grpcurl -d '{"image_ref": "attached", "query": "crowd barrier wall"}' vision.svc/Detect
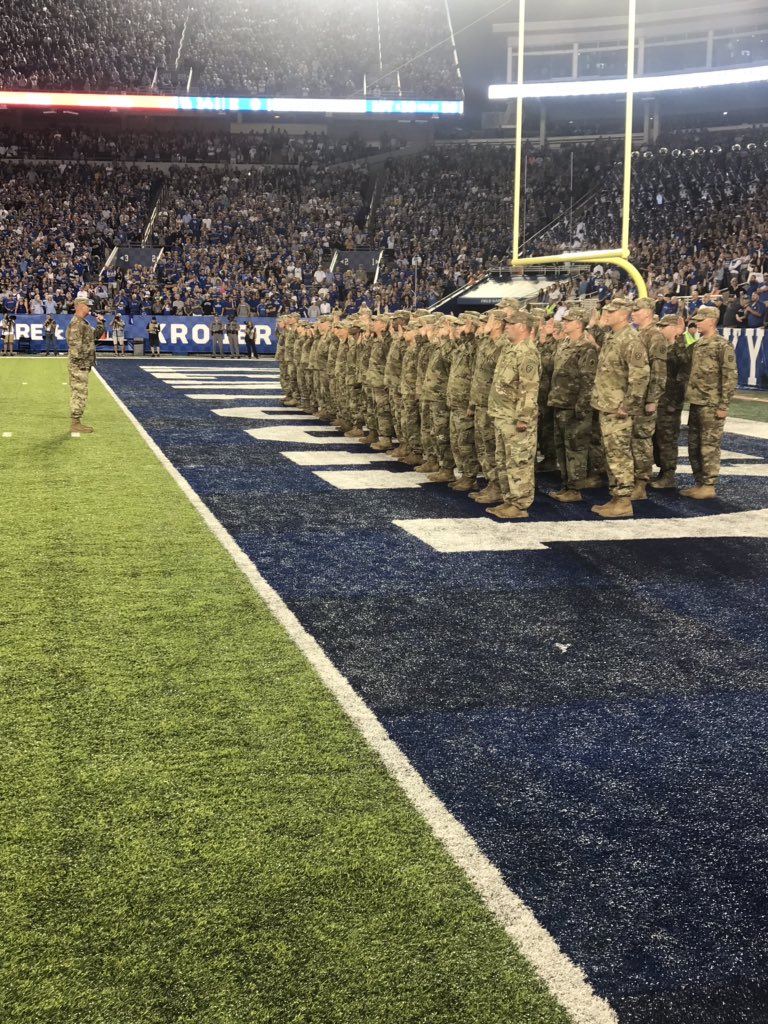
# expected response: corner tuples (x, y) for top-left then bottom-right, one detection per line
(5, 317), (768, 389)
(6, 315), (278, 356)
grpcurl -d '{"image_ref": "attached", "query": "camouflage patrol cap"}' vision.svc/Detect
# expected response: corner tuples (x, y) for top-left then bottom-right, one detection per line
(562, 306), (590, 322)
(603, 296), (634, 313)
(692, 305), (720, 322)
(633, 297), (656, 311)
(503, 309), (535, 329)
(74, 291), (93, 306)
(659, 313), (684, 326)
(487, 307), (507, 320)
(497, 297), (521, 310)
(392, 309), (411, 321)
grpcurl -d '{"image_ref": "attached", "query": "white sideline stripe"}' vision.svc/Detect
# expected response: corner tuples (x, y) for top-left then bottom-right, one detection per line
(2, 431), (13, 438)
(314, 469), (431, 489)
(186, 392), (282, 400)
(93, 368), (617, 1024)
(284, 451), (395, 465)
(394, 510), (768, 553)
(140, 365), (276, 373)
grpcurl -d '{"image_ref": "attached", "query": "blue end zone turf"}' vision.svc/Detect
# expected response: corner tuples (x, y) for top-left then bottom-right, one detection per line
(99, 360), (768, 1023)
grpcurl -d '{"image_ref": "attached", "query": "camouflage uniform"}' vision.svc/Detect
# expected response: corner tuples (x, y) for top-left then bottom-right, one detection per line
(591, 327), (650, 498)
(421, 338), (455, 471)
(384, 334), (406, 444)
(536, 332), (558, 466)
(417, 336), (435, 461)
(488, 338), (541, 510)
(686, 332), (738, 486)
(67, 314), (98, 419)
(548, 335), (600, 490)
(469, 334), (503, 485)
(297, 332), (315, 409)
(654, 334), (691, 474)
(400, 336), (424, 457)
(446, 331), (479, 479)
(365, 330), (393, 438)
(631, 324), (668, 484)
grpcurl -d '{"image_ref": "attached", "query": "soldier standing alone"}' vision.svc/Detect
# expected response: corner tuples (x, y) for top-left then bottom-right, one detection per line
(681, 305), (738, 499)
(67, 292), (102, 434)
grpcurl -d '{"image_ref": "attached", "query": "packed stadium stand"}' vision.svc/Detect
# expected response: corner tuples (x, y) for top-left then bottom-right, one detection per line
(0, 0), (462, 98)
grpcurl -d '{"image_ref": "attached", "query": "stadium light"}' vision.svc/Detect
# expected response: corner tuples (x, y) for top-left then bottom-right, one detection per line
(488, 63), (768, 100)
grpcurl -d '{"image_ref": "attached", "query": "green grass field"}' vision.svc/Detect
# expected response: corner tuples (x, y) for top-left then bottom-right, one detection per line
(0, 359), (570, 1024)
(733, 391), (768, 422)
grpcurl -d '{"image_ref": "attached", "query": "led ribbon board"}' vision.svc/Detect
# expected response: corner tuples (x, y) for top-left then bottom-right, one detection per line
(0, 91), (463, 115)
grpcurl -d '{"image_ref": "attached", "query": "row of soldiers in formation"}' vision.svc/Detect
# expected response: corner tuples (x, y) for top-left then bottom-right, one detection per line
(275, 296), (738, 519)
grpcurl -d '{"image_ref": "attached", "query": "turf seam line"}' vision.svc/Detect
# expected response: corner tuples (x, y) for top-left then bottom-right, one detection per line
(94, 368), (618, 1024)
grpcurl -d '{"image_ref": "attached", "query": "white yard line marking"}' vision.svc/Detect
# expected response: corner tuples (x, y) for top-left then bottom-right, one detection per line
(314, 470), (432, 489)
(213, 407), (312, 420)
(245, 425), (364, 445)
(186, 392), (282, 400)
(171, 383), (282, 391)
(95, 368), (618, 1024)
(2, 431), (12, 438)
(284, 451), (395, 465)
(394, 510), (768, 553)
(676, 464), (768, 477)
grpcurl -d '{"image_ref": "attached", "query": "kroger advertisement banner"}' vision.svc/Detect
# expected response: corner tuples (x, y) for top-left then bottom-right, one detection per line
(7, 315), (277, 356)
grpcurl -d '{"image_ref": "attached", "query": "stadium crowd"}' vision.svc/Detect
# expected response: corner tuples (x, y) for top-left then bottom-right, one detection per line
(0, 0), (461, 100)
(2, 131), (768, 324)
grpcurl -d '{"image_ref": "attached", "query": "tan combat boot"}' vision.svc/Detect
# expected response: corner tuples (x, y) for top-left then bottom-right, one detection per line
(581, 476), (605, 489)
(388, 445), (405, 458)
(70, 419), (94, 434)
(680, 484), (717, 500)
(473, 483), (503, 504)
(415, 459), (440, 473)
(401, 453), (422, 465)
(345, 426), (364, 437)
(591, 497), (633, 518)
(450, 477), (478, 492)
(363, 431), (378, 445)
(427, 468), (456, 483)
(650, 471), (677, 490)
(488, 503), (528, 519)
(550, 488), (582, 503)
(630, 482), (648, 501)
(371, 436), (393, 451)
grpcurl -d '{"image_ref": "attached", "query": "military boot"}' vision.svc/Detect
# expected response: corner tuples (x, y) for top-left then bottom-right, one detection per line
(630, 482), (648, 501)
(415, 459), (440, 473)
(427, 468), (456, 483)
(70, 419), (94, 434)
(581, 476), (604, 489)
(650, 471), (677, 490)
(550, 488), (582, 503)
(401, 453), (422, 466)
(680, 484), (717, 500)
(389, 446), (405, 458)
(591, 497), (633, 518)
(363, 431), (378, 445)
(473, 483), (503, 504)
(451, 477), (478, 492)
(345, 426), (364, 437)
(488, 504), (528, 519)
(371, 436), (393, 451)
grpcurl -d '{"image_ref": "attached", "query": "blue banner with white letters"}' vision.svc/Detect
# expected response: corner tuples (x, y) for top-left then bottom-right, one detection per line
(6, 315), (277, 356)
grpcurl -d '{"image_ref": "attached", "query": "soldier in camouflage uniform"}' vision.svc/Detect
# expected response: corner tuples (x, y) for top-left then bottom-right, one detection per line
(281, 317), (301, 406)
(343, 323), (367, 438)
(469, 308), (507, 505)
(416, 317), (440, 473)
(364, 314), (394, 449)
(547, 307), (601, 502)
(681, 305), (738, 499)
(421, 315), (459, 483)
(398, 319), (426, 465)
(67, 292), (102, 433)
(650, 313), (691, 490)
(446, 312), (481, 491)
(486, 309), (542, 519)
(590, 297), (650, 518)
(385, 312), (408, 457)
(297, 325), (316, 412)
(536, 316), (559, 472)
(629, 298), (668, 500)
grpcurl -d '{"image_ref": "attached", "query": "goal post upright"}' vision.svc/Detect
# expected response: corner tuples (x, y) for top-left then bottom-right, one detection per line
(509, 0), (647, 298)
